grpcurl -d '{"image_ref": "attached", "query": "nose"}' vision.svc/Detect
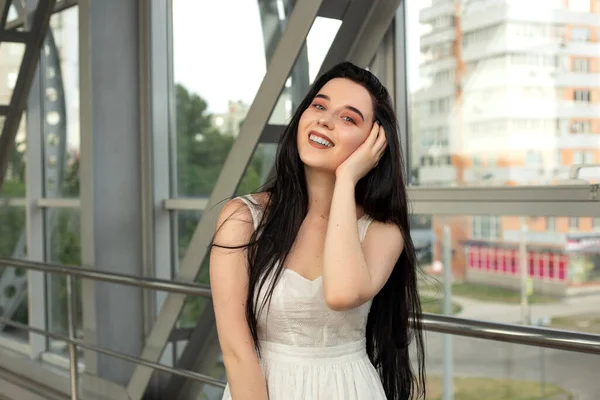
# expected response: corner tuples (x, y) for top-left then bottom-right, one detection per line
(317, 115), (334, 130)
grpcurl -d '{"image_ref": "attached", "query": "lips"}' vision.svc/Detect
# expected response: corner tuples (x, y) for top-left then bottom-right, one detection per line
(308, 130), (334, 147)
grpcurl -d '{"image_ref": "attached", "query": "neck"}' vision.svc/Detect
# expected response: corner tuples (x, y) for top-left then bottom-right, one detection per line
(304, 167), (359, 220)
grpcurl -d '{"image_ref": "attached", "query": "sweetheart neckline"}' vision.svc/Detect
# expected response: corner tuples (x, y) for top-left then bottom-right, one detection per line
(284, 268), (323, 283)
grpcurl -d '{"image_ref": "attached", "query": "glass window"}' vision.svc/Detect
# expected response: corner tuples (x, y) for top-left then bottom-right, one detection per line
(420, 214), (600, 324)
(570, 27), (591, 42)
(407, 2), (599, 187)
(0, 206), (28, 340)
(573, 58), (590, 73)
(569, 217), (579, 230)
(574, 90), (591, 103)
(569, 0), (591, 12)
(424, 334), (600, 398)
(46, 208), (82, 355)
(44, 8), (81, 198)
(172, 1), (339, 197)
(547, 216), (556, 232)
(570, 119), (592, 133)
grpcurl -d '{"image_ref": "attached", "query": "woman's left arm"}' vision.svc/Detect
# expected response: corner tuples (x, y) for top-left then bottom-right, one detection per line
(322, 174), (404, 311)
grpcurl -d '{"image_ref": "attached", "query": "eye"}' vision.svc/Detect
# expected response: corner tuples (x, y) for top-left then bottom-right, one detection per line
(313, 103), (325, 111)
(342, 116), (356, 124)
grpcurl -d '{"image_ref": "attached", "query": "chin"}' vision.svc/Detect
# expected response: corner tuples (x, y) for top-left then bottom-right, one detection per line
(299, 152), (338, 174)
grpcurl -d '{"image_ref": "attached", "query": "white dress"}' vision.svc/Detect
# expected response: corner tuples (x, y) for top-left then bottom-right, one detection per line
(220, 195), (387, 400)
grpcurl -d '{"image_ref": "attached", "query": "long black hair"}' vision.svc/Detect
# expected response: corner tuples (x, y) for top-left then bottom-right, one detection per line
(216, 62), (425, 399)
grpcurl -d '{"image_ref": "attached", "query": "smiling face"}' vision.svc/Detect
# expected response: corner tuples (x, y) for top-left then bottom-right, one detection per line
(297, 78), (375, 173)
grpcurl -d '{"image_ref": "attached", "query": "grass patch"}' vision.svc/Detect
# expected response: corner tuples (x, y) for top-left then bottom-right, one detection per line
(450, 283), (558, 305)
(551, 312), (600, 334)
(421, 295), (462, 315)
(427, 375), (570, 400)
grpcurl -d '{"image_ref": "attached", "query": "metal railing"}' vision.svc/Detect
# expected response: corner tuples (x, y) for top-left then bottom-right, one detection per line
(1, 257), (600, 399)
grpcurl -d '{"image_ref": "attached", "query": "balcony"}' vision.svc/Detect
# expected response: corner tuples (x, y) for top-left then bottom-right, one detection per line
(555, 133), (600, 149)
(420, 27), (456, 50)
(419, 1), (455, 24)
(555, 72), (600, 88)
(462, 3), (600, 32)
(558, 101), (600, 119)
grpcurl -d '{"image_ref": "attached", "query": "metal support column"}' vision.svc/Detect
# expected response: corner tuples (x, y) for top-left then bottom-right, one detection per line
(79, 0), (146, 386)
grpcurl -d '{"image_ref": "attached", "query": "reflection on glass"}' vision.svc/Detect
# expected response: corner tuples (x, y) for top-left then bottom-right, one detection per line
(44, 7), (81, 198)
(46, 208), (82, 355)
(406, 0), (600, 187)
(423, 332), (599, 399)
(0, 206), (28, 340)
(417, 214), (600, 335)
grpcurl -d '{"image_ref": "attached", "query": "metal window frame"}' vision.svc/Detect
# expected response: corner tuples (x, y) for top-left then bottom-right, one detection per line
(126, 2), (326, 397)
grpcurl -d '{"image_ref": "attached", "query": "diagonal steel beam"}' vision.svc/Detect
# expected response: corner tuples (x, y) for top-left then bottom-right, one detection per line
(259, 0), (401, 146)
(0, 0), (56, 192)
(346, 0), (401, 67)
(0, 0), (10, 31)
(126, 1), (324, 398)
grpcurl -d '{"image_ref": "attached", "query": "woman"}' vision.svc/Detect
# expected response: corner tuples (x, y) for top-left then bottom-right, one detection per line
(210, 62), (425, 400)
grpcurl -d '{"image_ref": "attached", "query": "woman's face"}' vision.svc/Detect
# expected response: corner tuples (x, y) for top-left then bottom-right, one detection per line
(297, 78), (375, 173)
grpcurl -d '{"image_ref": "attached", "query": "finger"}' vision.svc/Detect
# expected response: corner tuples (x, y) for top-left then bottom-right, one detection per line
(374, 125), (387, 152)
(366, 121), (380, 146)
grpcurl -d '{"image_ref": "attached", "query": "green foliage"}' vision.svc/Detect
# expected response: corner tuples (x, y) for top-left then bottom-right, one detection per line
(0, 83), (265, 329)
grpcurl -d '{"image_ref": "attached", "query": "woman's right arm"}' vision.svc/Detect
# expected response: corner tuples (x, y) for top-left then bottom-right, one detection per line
(210, 200), (268, 400)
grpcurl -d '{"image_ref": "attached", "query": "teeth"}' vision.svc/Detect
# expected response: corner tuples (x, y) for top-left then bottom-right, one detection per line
(309, 134), (333, 148)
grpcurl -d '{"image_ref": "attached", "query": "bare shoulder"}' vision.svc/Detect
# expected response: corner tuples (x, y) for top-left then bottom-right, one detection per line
(214, 198), (255, 247)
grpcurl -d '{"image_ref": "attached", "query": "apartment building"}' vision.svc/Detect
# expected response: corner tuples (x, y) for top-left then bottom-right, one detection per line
(416, 0), (600, 294)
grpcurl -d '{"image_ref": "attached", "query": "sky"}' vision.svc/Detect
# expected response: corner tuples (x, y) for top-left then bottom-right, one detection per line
(172, 0), (425, 114)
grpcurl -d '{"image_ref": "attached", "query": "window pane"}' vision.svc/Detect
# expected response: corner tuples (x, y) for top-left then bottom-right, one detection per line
(46, 208), (82, 355)
(0, 117), (26, 198)
(44, 7), (80, 198)
(406, 2), (600, 187)
(0, 205), (28, 341)
(423, 333), (599, 398)
(173, 0), (295, 197)
(417, 214), (600, 332)
(0, 42), (25, 99)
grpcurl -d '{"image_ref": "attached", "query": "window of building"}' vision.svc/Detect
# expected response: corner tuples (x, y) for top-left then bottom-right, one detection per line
(547, 216), (556, 232)
(573, 58), (590, 73)
(593, 217), (600, 229)
(569, 217), (579, 230)
(571, 27), (591, 42)
(573, 90), (591, 103)
(570, 120), (592, 133)
(569, 0), (591, 12)
(584, 151), (594, 163)
(574, 151), (584, 164)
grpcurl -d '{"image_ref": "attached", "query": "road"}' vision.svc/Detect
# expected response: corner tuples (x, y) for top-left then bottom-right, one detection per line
(422, 294), (600, 399)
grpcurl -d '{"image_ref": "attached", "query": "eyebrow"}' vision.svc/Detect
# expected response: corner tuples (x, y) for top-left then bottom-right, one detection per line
(314, 93), (365, 122)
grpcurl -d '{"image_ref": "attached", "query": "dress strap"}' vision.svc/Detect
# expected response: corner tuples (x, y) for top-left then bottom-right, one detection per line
(358, 215), (374, 242)
(238, 194), (262, 230)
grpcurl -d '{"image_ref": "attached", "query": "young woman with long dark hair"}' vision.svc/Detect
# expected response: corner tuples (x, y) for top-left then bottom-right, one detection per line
(210, 62), (425, 400)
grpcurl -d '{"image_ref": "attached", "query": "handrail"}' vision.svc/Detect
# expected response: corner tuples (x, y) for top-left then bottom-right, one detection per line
(1, 257), (600, 398)
(0, 315), (227, 389)
(422, 314), (600, 355)
(0, 257), (211, 297)
(2, 257), (600, 355)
